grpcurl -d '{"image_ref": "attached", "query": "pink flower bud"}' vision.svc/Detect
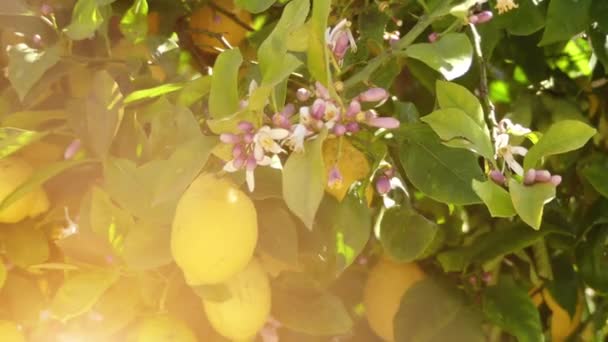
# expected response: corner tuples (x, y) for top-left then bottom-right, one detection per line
(296, 88), (311, 102)
(468, 14), (480, 24)
(63, 139), (81, 160)
(383, 168), (396, 178)
(312, 99), (326, 120)
(246, 156), (258, 171)
(328, 165), (343, 189)
(358, 88), (389, 103)
(333, 32), (350, 60)
(534, 170), (552, 183)
(282, 103), (295, 117)
(345, 122), (360, 133)
(233, 155), (246, 169)
(482, 272), (493, 284)
(238, 121), (254, 132)
(315, 81), (330, 100)
(366, 116), (400, 129)
(523, 169), (536, 185)
(333, 124), (347, 136)
(376, 175), (391, 195)
(220, 133), (241, 144)
(345, 100), (361, 118)
(243, 133), (254, 144)
(232, 144), (245, 158)
(550, 175), (562, 186)
(474, 11), (493, 24)
(489, 170), (506, 185)
(428, 32), (439, 43)
(41, 3), (53, 15)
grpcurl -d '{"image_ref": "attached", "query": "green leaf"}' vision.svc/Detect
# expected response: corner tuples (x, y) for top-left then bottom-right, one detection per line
(209, 49), (243, 119)
(435, 80), (486, 132)
(7, 44), (60, 101)
(405, 33), (473, 80)
(119, 0), (148, 43)
(283, 130), (328, 229)
(50, 269), (119, 322)
(523, 120), (596, 170)
(582, 158), (608, 198)
(3, 224), (49, 268)
(539, 0), (592, 46)
(483, 277), (543, 342)
(89, 186), (133, 248)
(176, 76), (211, 107)
(307, 0), (331, 86)
(273, 290), (353, 336)
(394, 278), (485, 342)
(64, 0), (113, 40)
(0, 159), (94, 212)
(576, 225), (608, 292)
(121, 221), (172, 270)
(331, 190), (372, 272)
(492, 0), (546, 36)
(421, 108), (494, 162)
(472, 180), (516, 218)
(509, 180), (556, 230)
(124, 83), (183, 104)
(0, 127), (46, 159)
(589, 29), (608, 73)
(398, 123), (484, 205)
(256, 200), (299, 267)
(1, 110), (67, 130)
(591, 0), (608, 32)
(235, 0), (276, 13)
(380, 207), (440, 262)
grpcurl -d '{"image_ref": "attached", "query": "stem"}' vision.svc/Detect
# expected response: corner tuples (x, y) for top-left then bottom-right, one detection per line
(207, 1), (255, 32)
(468, 23), (498, 130)
(343, 0), (451, 89)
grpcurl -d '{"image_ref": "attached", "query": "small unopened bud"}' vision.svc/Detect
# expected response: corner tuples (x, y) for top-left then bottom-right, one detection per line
(523, 169), (536, 185)
(315, 81), (330, 100)
(333, 124), (347, 136)
(345, 122), (360, 133)
(473, 11), (493, 24)
(345, 100), (361, 118)
(243, 133), (254, 144)
(238, 121), (254, 132)
(428, 32), (439, 43)
(328, 165), (343, 189)
(220, 133), (241, 144)
(333, 32), (350, 60)
(63, 139), (81, 160)
(282, 103), (295, 117)
(311, 99), (326, 120)
(334, 81), (344, 93)
(296, 88), (311, 102)
(376, 175), (391, 195)
(358, 88), (389, 103)
(232, 144), (245, 158)
(233, 155), (246, 169)
(246, 156), (258, 171)
(534, 170), (552, 183)
(550, 175), (562, 186)
(489, 170), (506, 185)
(40, 3), (53, 16)
(366, 116), (400, 129)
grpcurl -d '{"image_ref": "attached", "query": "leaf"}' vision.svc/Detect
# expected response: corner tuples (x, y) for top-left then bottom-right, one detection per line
(235, 0), (276, 13)
(1, 110), (67, 130)
(256, 200), (299, 267)
(0, 159), (94, 212)
(539, 0), (591, 46)
(523, 120), (596, 170)
(492, 0), (546, 36)
(509, 180), (556, 230)
(273, 290), (353, 336)
(582, 159), (608, 198)
(435, 80), (485, 132)
(483, 277), (543, 342)
(398, 123), (484, 205)
(0, 127), (46, 159)
(64, 0), (112, 40)
(0, 262), (5, 290)
(176, 76), (211, 107)
(1, 273), (46, 322)
(394, 278), (485, 342)
(590, 29), (608, 73)
(3, 224), (49, 268)
(405, 33), (473, 80)
(89, 186), (133, 249)
(591, 0), (608, 32)
(380, 207), (440, 262)
(121, 221), (172, 270)
(472, 180), (516, 218)
(283, 130), (328, 229)
(50, 269), (119, 322)
(209, 49), (243, 119)
(421, 108), (494, 161)
(119, 0), (148, 43)
(576, 225), (608, 292)
(123, 83), (183, 104)
(307, 0), (331, 86)
(7, 44), (60, 101)
(0, 0), (32, 15)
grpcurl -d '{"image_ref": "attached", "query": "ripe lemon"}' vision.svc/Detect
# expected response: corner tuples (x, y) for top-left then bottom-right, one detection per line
(203, 259), (271, 341)
(171, 173), (258, 285)
(189, 1), (251, 52)
(322, 137), (373, 205)
(126, 315), (197, 342)
(363, 258), (425, 341)
(0, 156), (50, 223)
(543, 290), (583, 342)
(0, 320), (25, 342)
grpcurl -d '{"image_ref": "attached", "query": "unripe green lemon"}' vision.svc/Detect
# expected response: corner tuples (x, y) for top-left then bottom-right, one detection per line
(0, 320), (25, 342)
(0, 156), (50, 223)
(203, 259), (271, 341)
(171, 173), (258, 285)
(127, 315), (197, 342)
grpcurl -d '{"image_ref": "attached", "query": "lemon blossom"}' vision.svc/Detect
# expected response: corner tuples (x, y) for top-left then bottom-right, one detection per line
(326, 19), (357, 62)
(495, 0), (518, 14)
(495, 132), (527, 176)
(253, 126), (289, 160)
(284, 123), (310, 153)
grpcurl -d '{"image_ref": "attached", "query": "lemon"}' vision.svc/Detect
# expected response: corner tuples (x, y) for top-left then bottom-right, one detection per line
(203, 259), (271, 341)
(0, 321), (25, 342)
(543, 290), (583, 342)
(171, 173), (258, 285)
(0, 156), (50, 223)
(322, 137), (373, 205)
(363, 258), (425, 341)
(189, 1), (251, 52)
(127, 315), (197, 342)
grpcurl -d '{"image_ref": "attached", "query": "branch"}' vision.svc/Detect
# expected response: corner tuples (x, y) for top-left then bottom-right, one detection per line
(468, 23), (498, 129)
(207, 1), (255, 32)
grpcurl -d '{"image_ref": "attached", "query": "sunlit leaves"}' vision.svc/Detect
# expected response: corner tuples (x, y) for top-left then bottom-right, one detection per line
(119, 0), (148, 43)
(123, 83), (184, 104)
(0, 127), (45, 159)
(236, 0), (277, 14)
(472, 180), (516, 218)
(64, 0), (114, 40)
(2, 223), (49, 268)
(380, 208), (440, 262)
(7, 44), (60, 101)
(405, 33), (473, 80)
(509, 180), (555, 230)
(435, 81), (486, 132)
(492, 0), (546, 36)
(307, 0), (331, 86)
(209, 49), (243, 119)
(539, 0), (591, 46)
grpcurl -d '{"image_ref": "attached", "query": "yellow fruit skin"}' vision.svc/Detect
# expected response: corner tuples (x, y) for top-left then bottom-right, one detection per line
(127, 315), (197, 342)
(0, 321), (26, 342)
(203, 259), (271, 341)
(0, 157), (50, 223)
(363, 258), (425, 341)
(171, 173), (258, 285)
(189, 1), (251, 52)
(322, 138), (373, 205)
(544, 290), (583, 342)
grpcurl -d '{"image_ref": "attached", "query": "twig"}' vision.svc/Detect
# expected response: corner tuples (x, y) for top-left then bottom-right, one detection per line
(206, 1), (255, 32)
(468, 23), (499, 129)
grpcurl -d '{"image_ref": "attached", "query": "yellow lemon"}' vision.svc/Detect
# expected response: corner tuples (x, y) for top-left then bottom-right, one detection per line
(127, 315), (197, 342)
(543, 289), (584, 342)
(189, 1), (251, 52)
(0, 321), (25, 342)
(322, 137), (373, 205)
(0, 156), (50, 223)
(363, 258), (425, 341)
(203, 259), (271, 341)
(171, 173), (258, 285)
